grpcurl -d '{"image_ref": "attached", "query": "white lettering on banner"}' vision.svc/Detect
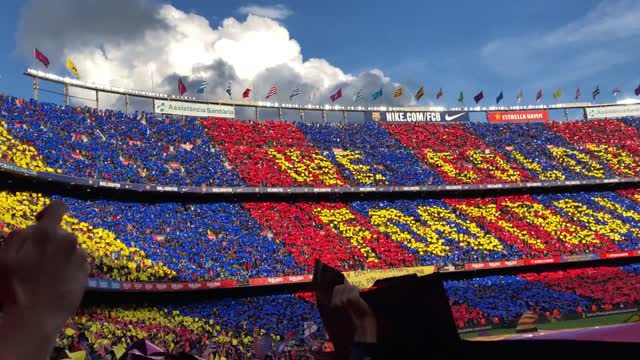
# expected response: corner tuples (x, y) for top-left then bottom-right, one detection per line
(156, 284), (167, 290)
(385, 112), (442, 122)
(267, 277), (284, 284)
(156, 186), (178, 191)
(99, 181), (121, 188)
(154, 100), (235, 118)
(171, 284), (183, 290)
(586, 104), (640, 120)
(206, 282), (221, 288)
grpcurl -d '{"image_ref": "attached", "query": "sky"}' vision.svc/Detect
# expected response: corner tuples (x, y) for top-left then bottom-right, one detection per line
(0, 0), (639, 112)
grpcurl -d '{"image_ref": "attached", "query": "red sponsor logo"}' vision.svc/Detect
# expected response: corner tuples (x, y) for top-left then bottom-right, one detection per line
(487, 261), (504, 268)
(206, 281), (222, 288)
(286, 276), (306, 282)
(144, 283), (153, 290)
(133, 283), (143, 289)
(465, 263), (487, 270)
(171, 283), (184, 290)
(267, 277), (284, 284)
(601, 252), (630, 259)
(122, 282), (132, 290)
(488, 110), (549, 123)
(156, 283), (168, 290)
(526, 258), (557, 265)
(188, 283), (202, 289)
(504, 260), (523, 267)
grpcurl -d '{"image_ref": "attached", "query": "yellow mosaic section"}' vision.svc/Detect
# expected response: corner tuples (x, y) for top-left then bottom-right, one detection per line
(0, 191), (175, 281)
(455, 203), (546, 249)
(548, 146), (606, 178)
(510, 150), (565, 181)
(58, 307), (259, 355)
(415, 206), (503, 252)
(268, 148), (344, 185)
(368, 208), (448, 256)
(505, 201), (601, 245)
(467, 150), (522, 181)
(0, 119), (60, 173)
(334, 150), (387, 185)
(313, 207), (379, 262)
(586, 144), (638, 177)
(553, 198), (639, 241)
(425, 150), (478, 182)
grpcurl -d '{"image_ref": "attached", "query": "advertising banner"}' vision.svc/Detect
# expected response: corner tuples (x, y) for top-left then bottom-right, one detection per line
(487, 110), (549, 123)
(586, 104), (640, 120)
(153, 99), (235, 118)
(365, 110), (470, 123)
(343, 265), (436, 289)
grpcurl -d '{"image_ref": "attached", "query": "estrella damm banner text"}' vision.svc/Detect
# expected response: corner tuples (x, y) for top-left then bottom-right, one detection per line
(366, 111), (470, 123)
(487, 110), (549, 123)
(343, 265), (436, 289)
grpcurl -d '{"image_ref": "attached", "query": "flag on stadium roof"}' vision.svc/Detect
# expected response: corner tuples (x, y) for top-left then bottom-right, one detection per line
(265, 85), (278, 99)
(393, 87), (403, 98)
(496, 91), (503, 104)
(458, 91), (464, 105)
(575, 88), (581, 100)
(309, 87), (320, 101)
(242, 88), (251, 98)
(415, 87), (424, 101)
(635, 85), (640, 96)
(473, 91), (484, 104)
(536, 90), (543, 103)
(197, 81), (207, 94)
(66, 57), (79, 78)
(436, 88), (443, 99)
(353, 89), (362, 102)
(553, 88), (561, 100)
(592, 85), (600, 100)
(330, 88), (342, 102)
(612, 87), (621, 96)
(289, 87), (300, 101)
(371, 88), (383, 101)
(34, 48), (49, 68)
(225, 82), (231, 97)
(178, 78), (187, 96)
(516, 89), (523, 104)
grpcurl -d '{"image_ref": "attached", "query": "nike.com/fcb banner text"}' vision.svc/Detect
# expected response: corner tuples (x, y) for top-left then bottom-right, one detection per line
(487, 110), (549, 123)
(365, 111), (470, 122)
(154, 100), (235, 118)
(586, 104), (640, 120)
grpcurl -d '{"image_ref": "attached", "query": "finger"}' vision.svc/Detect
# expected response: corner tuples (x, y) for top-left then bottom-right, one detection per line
(2, 229), (26, 257)
(36, 200), (66, 229)
(58, 229), (79, 256)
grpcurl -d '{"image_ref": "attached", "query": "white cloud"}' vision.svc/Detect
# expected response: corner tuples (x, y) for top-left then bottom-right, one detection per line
(237, 4), (292, 20)
(18, 0), (410, 110)
(481, 0), (640, 85)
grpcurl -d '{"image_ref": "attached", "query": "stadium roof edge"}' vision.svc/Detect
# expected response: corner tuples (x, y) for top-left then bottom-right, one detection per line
(25, 68), (607, 113)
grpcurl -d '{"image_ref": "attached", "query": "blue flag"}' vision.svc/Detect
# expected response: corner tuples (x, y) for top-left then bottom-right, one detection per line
(496, 91), (504, 104)
(197, 81), (207, 94)
(371, 88), (383, 101)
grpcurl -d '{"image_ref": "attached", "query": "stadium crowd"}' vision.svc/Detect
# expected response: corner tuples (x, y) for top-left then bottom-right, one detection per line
(46, 265), (640, 358)
(2, 96), (640, 189)
(1, 188), (640, 281)
(1, 97), (640, 358)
